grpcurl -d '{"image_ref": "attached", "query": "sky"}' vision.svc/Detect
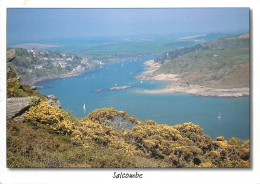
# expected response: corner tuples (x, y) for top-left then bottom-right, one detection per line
(7, 8), (249, 43)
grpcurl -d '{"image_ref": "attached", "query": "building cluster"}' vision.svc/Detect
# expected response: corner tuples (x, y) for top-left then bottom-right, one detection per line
(27, 49), (49, 57)
(25, 49), (104, 74)
(27, 49), (75, 70)
(52, 60), (69, 68)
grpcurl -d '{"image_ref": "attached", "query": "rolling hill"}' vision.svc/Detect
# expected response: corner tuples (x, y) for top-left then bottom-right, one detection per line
(155, 33), (250, 89)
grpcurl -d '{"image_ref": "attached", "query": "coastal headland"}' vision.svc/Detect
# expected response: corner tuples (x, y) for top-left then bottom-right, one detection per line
(135, 60), (249, 97)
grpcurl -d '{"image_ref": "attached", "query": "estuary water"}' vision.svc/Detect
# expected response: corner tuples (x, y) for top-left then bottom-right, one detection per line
(37, 55), (250, 140)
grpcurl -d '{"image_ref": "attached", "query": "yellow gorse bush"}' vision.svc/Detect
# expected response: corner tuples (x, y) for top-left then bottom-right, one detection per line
(23, 103), (250, 168)
(196, 162), (217, 168)
(7, 77), (27, 97)
(86, 107), (142, 125)
(124, 120), (195, 158)
(71, 118), (143, 156)
(25, 101), (73, 135)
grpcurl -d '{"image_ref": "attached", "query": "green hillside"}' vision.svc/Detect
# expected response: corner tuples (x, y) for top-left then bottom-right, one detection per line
(155, 33), (250, 88)
(81, 40), (195, 54)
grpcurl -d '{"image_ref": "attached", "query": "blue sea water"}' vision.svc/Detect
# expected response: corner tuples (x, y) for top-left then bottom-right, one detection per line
(37, 55), (250, 140)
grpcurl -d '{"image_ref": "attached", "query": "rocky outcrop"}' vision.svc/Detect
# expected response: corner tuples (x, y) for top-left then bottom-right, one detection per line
(7, 95), (61, 122)
(44, 95), (61, 108)
(7, 49), (15, 72)
(95, 86), (132, 92)
(7, 97), (38, 121)
(7, 49), (15, 62)
(7, 49), (61, 121)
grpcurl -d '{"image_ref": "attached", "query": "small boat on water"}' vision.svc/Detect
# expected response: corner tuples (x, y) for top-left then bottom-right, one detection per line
(83, 103), (86, 110)
(217, 112), (221, 119)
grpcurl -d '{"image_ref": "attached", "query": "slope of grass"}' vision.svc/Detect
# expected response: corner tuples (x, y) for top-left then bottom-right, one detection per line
(156, 33), (250, 88)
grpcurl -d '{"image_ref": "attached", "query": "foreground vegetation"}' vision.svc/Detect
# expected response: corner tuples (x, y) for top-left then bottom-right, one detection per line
(7, 71), (46, 98)
(7, 100), (250, 168)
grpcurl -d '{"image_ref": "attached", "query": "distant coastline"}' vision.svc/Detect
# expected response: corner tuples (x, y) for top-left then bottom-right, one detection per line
(135, 60), (249, 98)
(10, 43), (59, 49)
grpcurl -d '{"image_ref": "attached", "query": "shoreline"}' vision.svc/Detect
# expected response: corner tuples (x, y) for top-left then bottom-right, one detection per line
(135, 60), (180, 81)
(22, 70), (88, 86)
(22, 65), (105, 86)
(135, 60), (249, 98)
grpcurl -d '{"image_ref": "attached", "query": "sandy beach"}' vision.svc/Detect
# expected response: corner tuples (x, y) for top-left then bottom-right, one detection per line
(135, 60), (180, 81)
(135, 60), (249, 97)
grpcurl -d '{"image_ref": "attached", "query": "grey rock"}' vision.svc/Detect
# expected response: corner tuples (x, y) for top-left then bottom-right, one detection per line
(30, 86), (37, 90)
(7, 49), (15, 72)
(7, 49), (15, 62)
(45, 95), (61, 108)
(7, 97), (38, 121)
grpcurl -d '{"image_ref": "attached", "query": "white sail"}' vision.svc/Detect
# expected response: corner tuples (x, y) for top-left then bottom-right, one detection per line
(217, 112), (221, 119)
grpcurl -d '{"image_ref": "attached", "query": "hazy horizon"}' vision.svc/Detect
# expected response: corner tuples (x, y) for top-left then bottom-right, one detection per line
(7, 8), (249, 44)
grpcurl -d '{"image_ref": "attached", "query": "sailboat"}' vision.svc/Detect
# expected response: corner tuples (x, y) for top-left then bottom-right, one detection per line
(83, 103), (86, 110)
(217, 112), (221, 119)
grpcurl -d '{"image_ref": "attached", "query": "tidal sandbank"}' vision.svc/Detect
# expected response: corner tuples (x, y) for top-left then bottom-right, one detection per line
(138, 84), (249, 97)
